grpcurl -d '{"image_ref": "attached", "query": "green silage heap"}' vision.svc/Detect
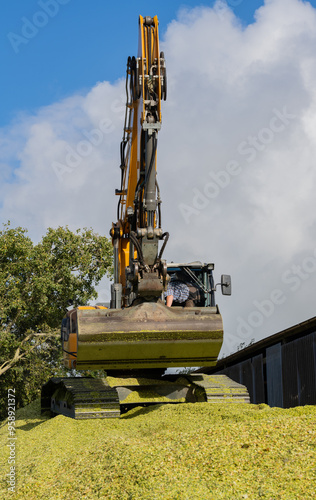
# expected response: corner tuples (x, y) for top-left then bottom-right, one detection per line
(1, 400), (315, 499)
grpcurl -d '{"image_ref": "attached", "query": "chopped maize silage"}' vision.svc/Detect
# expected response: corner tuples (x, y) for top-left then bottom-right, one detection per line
(0, 399), (315, 500)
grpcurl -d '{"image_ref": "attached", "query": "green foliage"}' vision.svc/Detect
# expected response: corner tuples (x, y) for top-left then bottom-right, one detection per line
(0, 330), (63, 417)
(0, 223), (113, 334)
(0, 222), (113, 419)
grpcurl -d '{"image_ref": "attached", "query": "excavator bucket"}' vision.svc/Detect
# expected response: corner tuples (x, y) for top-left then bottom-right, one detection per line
(62, 302), (223, 370)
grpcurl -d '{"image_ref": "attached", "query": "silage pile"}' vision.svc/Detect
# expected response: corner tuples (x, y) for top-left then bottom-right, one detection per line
(0, 400), (315, 499)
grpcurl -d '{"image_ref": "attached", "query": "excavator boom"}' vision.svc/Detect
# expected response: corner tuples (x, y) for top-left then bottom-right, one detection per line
(111, 14), (168, 308)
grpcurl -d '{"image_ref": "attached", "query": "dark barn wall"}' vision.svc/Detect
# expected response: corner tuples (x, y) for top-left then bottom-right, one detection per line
(266, 343), (283, 407)
(212, 329), (316, 408)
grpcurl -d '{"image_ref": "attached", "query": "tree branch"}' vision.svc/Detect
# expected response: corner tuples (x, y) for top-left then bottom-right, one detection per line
(0, 332), (58, 377)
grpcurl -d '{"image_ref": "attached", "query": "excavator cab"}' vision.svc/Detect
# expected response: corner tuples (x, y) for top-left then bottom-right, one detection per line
(167, 262), (232, 305)
(167, 262), (217, 307)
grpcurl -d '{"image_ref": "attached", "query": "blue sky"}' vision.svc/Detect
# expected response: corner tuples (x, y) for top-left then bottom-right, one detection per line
(1, 0), (316, 354)
(1, 0), (268, 127)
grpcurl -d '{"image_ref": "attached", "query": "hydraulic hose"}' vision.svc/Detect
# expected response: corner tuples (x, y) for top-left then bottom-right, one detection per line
(158, 232), (169, 261)
(130, 231), (146, 268)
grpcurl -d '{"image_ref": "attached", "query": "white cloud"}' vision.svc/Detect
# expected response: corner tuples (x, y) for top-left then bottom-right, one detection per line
(1, 0), (316, 355)
(0, 83), (125, 239)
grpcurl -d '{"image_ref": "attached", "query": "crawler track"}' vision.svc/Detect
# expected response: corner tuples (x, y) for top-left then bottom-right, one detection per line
(41, 377), (120, 419)
(41, 374), (249, 419)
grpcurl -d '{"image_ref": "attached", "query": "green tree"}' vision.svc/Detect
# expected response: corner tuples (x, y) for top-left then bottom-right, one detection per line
(0, 223), (113, 419)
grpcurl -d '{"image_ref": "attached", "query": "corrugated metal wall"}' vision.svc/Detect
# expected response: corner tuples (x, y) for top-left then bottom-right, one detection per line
(266, 343), (283, 407)
(215, 331), (316, 408)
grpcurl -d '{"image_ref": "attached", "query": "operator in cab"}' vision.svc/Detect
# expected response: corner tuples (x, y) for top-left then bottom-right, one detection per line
(164, 273), (200, 307)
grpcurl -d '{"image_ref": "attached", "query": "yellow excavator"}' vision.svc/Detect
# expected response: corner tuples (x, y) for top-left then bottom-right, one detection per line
(41, 16), (249, 419)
